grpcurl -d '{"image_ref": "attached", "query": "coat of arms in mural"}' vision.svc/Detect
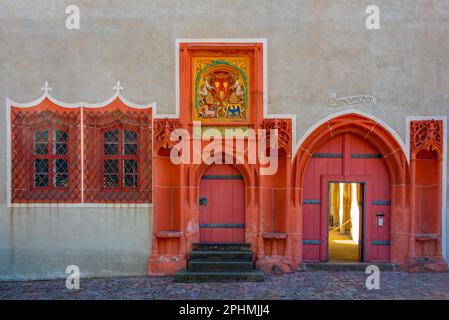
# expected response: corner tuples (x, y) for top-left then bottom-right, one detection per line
(193, 58), (249, 123)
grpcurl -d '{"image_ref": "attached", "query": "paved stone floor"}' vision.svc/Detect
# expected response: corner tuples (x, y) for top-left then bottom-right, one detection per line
(1, 271), (449, 300)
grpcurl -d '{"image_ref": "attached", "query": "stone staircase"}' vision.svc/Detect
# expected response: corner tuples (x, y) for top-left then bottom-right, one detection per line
(174, 243), (264, 282)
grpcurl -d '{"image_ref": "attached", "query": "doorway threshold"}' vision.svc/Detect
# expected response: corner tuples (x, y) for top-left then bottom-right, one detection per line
(300, 262), (398, 272)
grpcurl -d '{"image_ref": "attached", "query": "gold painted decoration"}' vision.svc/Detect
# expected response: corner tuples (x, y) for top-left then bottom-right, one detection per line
(193, 57), (249, 123)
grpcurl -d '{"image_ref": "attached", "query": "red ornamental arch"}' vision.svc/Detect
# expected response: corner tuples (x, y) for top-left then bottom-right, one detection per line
(293, 113), (411, 266)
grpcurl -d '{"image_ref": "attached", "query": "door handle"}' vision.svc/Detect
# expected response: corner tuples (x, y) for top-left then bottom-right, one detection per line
(199, 197), (208, 206)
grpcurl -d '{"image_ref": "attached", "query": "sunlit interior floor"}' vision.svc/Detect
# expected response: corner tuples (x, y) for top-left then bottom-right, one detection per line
(328, 229), (359, 262)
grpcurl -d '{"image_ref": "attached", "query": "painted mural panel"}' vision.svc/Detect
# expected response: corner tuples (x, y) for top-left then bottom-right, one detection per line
(193, 57), (249, 123)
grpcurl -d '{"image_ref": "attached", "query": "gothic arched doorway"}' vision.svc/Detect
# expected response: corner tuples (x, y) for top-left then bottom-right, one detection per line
(302, 132), (391, 262)
(199, 164), (245, 243)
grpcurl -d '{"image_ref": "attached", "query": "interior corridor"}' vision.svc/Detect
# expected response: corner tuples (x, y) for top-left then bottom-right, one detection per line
(328, 183), (363, 262)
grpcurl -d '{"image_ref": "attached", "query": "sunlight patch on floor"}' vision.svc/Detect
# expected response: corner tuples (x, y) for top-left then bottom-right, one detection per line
(328, 229), (359, 262)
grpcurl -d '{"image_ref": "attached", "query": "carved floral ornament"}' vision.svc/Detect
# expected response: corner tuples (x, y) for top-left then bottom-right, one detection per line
(410, 120), (443, 158)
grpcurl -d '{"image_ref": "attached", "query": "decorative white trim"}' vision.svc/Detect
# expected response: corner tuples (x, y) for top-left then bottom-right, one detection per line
(6, 80), (155, 208)
(7, 80), (156, 109)
(295, 109), (409, 163)
(80, 106), (84, 204)
(6, 97), (12, 207)
(406, 116), (448, 263)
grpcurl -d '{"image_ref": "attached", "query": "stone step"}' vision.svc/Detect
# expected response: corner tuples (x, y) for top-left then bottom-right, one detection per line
(189, 250), (253, 261)
(174, 270), (265, 283)
(191, 243), (251, 252)
(176, 243), (263, 282)
(188, 260), (253, 272)
(300, 262), (398, 272)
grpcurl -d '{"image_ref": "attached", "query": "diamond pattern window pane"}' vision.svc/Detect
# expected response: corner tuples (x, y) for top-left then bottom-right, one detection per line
(34, 174), (49, 187)
(34, 159), (49, 173)
(104, 174), (119, 188)
(104, 130), (118, 142)
(124, 160), (137, 174)
(123, 160), (138, 188)
(124, 143), (138, 155)
(54, 129), (68, 142)
(34, 142), (49, 155)
(124, 130), (138, 142)
(54, 174), (68, 187)
(11, 107), (83, 202)
(104, 143), (118, 155)
(34, 130), (48, 141)
(104, 159), (118, 174)
(54, 159), (68, 173)
(53, 142), (68, 155)
(124, 175), (137, 188)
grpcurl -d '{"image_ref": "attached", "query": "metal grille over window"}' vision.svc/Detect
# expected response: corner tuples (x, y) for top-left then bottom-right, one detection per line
(10, 105), (82, 203)
(83, 105), (152, 203)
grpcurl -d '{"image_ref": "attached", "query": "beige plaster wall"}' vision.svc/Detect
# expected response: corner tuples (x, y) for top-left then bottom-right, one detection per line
(0, 207), (152, 281)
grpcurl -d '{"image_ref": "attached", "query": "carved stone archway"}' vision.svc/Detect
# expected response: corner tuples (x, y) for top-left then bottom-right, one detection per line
(293, 113), (446, 271)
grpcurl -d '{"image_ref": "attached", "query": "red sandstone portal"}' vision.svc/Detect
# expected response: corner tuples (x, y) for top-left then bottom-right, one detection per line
(148, 41), (447, 275)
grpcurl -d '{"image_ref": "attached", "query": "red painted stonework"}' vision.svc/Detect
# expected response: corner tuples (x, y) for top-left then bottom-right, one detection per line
(148, 42), (296, 275)
(408, 120), (447, 272)
(147, 43), (447, 275)
(293, 115), (447, 272)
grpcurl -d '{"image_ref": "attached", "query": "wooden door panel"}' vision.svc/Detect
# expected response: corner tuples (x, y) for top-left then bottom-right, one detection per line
(199, 165), (245, 243)
(302, 133), (391, 262)
(302, 135), (343, 261)
(348, 134), (391, 262)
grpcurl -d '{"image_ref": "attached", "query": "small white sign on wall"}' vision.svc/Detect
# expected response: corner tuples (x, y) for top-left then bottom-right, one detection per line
(327, 92), (377, 109)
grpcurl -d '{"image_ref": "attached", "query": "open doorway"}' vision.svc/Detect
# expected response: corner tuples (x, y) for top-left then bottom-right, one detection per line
(328, 182), (364, 262)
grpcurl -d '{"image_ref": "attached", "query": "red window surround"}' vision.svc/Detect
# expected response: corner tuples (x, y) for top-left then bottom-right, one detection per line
(10, 101), (82, 203)
(83, 100), (152, 203)
(10, 98), (152, 205)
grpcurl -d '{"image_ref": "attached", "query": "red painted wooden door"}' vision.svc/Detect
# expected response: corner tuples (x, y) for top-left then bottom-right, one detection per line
(302, 133), (391, 262)
(199, 165), (245, 243)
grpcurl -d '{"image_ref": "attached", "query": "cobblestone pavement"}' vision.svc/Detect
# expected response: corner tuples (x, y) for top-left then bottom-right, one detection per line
(1, 272), (449, 300)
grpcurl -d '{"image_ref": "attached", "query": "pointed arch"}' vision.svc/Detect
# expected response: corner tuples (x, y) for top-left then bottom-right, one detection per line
(294, 109), (407, 162)
(293, 112), (411, 266)
(294, 112), (409, 189)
